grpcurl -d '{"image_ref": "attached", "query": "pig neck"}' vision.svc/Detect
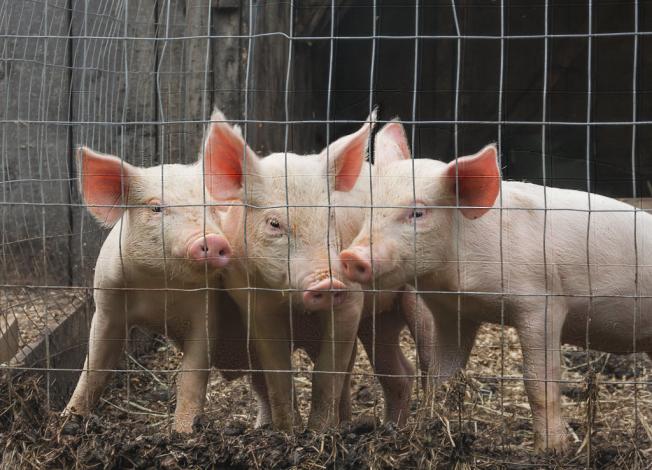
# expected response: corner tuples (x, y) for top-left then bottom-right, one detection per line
(219, 203), (252, 284)
(416, 209), (470, 294)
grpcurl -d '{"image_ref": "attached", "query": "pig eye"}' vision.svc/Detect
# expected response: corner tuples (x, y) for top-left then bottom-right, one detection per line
(410, 209), (424, 219)
(404, 203), (428, 223)
(147, 199), (163, 214)
(268, 217), (281, 229)
(266, 216), (285, 236)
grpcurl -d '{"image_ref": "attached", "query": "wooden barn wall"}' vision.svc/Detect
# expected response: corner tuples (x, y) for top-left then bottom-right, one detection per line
(0, 0), (73, 287)
(1, 0), (650, 288)
(1, 0), (249, 287)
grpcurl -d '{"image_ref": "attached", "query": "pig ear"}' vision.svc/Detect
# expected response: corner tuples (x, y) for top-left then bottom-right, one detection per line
(445, 144), (500, 219)
(374, 119), (411, 166)
(76, 147), (133, 227)
(323, 110), (376, 192)
(202, 108), (258, 201)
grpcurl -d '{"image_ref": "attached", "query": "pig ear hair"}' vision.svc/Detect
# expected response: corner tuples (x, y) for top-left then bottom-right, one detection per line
(445, 144), (501, 219)
(374, 118), (411, 166)
(324, 109), (377, 192)
(202, 108), (258, 201)
(76, 146), (133, 228)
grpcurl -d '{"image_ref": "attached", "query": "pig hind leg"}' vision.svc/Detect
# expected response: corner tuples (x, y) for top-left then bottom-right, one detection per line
(515, 298), (569, 452)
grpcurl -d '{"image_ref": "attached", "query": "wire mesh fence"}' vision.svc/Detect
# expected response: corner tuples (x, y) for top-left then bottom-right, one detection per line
(1, 0), (652, 467)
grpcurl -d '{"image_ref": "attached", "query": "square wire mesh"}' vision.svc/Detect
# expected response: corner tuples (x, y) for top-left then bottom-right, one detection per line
(1, 0), (651, 467)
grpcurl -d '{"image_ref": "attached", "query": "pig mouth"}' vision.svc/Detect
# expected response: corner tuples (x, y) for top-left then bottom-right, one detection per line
(300, 270), (349, 311)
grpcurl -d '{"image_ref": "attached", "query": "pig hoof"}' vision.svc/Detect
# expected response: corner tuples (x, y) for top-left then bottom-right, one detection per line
(254, 411), (273, 429)
(60, 418), (82, 436)
(174, 417), (199, 434)
(61, 406), (85, 418)
(533, 432), (570, 454)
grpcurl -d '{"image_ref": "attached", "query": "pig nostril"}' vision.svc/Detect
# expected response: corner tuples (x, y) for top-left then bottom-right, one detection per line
(218, 249), (226, 257)
(357, 265), (367, 274)
(201, 245), (209, 253)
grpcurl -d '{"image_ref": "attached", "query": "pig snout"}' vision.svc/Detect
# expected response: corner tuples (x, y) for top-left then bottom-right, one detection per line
(303, 278), (347, 311)
(340, 248), (372, 284)
(187, 234), (232, 268)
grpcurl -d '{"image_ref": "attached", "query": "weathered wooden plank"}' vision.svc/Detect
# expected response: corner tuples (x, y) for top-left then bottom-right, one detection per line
(156, 0), (187, 163)
(619, 198), (652, 211)
(9, 294), (91, 405)
(0, 0), (73, 287)
(245, 0), (291, 154)
(69, 0), (159, 286)
(183, 0), (214, 157)
(0, 316), (19, 364)
(212, 1), (244, 121)
(9, 295), (155, 406)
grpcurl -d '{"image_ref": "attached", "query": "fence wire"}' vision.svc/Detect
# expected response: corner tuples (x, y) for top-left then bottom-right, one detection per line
(1, 0), (651, 467)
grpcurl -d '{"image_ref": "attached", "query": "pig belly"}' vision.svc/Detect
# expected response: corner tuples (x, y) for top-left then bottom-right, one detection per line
(123, 290), (216, 346)
(563, 296), (652, 354)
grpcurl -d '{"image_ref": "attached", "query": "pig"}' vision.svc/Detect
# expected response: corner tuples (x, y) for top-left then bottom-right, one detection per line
(64, 145), (242, 433)
(340, 124), (652, 451)
(203, 109), (434, 431)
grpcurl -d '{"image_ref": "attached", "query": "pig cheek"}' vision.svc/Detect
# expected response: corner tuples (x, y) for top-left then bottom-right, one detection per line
(122, 212), (163, 268)
(261, 240), (291, 287)
(245, 219), (289, 287)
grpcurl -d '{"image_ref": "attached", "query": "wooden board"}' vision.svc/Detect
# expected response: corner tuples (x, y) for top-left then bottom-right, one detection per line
(10, 297), (93, 405)
(0, 316), (19, 364)
(9, 296), (155, 407)
(619, 198), (652, 211)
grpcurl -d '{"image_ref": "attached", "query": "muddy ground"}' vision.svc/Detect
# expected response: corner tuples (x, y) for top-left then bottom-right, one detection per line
(2, 323), (652, 468)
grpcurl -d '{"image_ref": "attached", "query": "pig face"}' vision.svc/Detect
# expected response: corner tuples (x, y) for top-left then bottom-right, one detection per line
(340, 122), (501, 290)
(203, 109), (373, 311)
(77, 147), (232, 282)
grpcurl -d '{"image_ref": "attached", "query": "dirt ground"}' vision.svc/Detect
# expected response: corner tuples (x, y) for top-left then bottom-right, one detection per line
(2, 322), (652, 468)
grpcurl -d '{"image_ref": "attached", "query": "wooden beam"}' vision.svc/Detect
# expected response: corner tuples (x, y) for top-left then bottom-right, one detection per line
(0, 316), (19, 364)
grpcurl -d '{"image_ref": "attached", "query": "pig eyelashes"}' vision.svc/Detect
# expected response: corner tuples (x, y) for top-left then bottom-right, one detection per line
(409, 208), (425, 219)
(401, 203), (430, 224)
(265, 215), (286, 237)
(146, 199), (163, 214)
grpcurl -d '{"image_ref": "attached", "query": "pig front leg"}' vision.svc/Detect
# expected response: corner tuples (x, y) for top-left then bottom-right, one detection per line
(400, 288), (435, 388)
(251, 361), (302, 429)
(302, 333), (356, 424)
(250, 307), (299, 432)
(308, 293), (363, 430)
(358, 311), (413, 425)
(515, 301), (568, 452)
(338, 340), (356, 423)
(64, 305), (126, 416)
(173, 325), (212, 433)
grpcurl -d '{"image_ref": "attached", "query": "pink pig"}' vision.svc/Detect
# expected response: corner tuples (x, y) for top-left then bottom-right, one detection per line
(203, 110), (434, 431)
(64, 146), (237, 433)
(340, 123), (652, 452)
